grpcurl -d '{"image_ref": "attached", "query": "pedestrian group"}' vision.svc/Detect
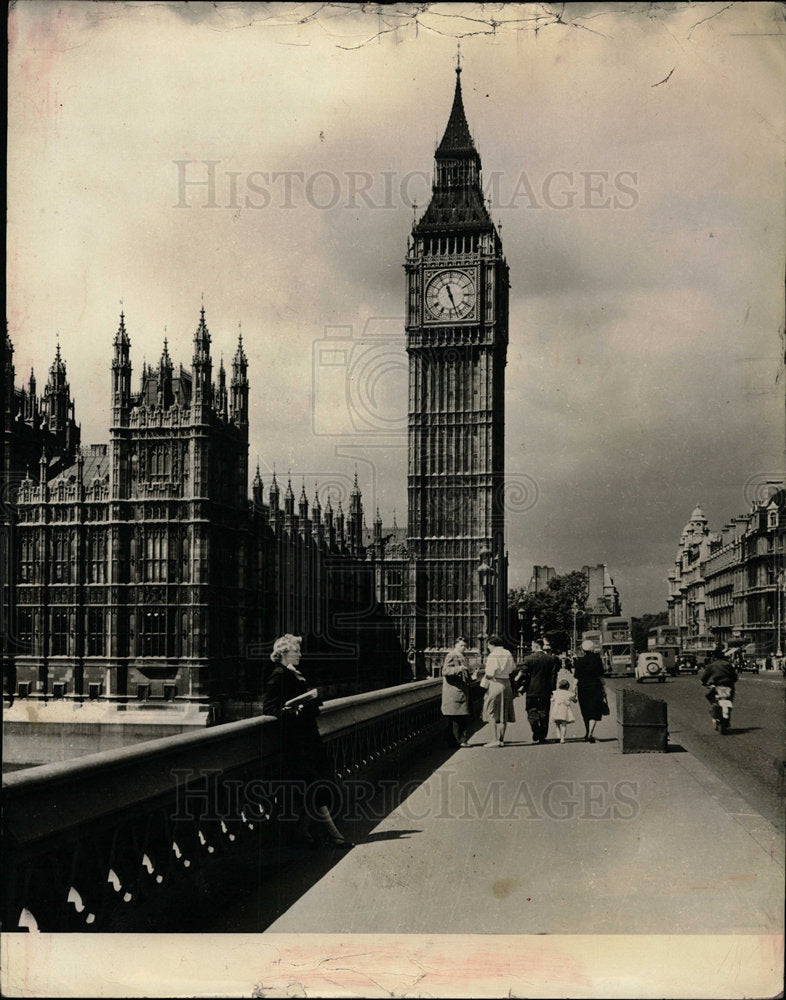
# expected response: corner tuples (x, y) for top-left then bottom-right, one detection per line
(441, 634), (609, 748)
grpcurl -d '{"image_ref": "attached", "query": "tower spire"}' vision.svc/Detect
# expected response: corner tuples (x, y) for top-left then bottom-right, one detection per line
(415, 59), (488, 229)
(436, 58), (475, 157)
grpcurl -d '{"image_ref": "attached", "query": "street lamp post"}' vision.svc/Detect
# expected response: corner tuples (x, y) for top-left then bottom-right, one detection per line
(571, 600), (580, 656)
(777, 570), (784, 658)
(477, 548), (496, 669)
(517, 598), (526, 664)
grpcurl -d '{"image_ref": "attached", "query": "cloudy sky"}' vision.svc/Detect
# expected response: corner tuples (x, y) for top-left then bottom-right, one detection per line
(8, 2), (785, 615)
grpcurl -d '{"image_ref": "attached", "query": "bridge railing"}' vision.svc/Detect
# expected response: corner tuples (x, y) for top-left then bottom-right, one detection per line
(2, 678), (442, 932)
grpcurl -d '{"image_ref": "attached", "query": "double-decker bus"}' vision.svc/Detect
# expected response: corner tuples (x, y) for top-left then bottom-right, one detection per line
(579, 629), (602, 655)
(647, 625), (679, 650)
(684, 633), (717, 664)
(600, 617), (635, 676)
(648, 625), (680, 676)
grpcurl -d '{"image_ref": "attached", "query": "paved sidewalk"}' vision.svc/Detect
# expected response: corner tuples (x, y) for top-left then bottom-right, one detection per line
(267, 694), (784, 935)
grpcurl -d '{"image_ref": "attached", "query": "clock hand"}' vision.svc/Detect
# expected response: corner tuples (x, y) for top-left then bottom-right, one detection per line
(446, 286), (456, 306)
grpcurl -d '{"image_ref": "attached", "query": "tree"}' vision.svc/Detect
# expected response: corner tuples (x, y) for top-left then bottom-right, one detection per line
(631, 611), (669, 653)
(508, 571), (589, 654)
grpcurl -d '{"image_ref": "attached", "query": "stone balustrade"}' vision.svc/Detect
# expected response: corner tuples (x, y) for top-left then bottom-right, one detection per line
(1, 679), (441, 932)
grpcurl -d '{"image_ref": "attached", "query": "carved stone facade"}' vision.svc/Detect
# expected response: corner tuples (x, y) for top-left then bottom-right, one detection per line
(5, 312), (405, 716)
(668, 494), (786, 656)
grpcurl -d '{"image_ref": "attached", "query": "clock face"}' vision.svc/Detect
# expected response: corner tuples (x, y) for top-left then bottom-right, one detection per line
(425, 269), (476, 321)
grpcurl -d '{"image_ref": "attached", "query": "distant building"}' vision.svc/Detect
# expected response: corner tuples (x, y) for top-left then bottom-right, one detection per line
(527, 565), (556, 594)
(668, 495), (786, 656)
(667, 505), (717, 650)
(582, 563), (621, 628)
(521, 562), (622, 633)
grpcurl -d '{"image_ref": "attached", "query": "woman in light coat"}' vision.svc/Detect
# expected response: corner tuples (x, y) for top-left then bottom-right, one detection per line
(481, 635), (518, 747)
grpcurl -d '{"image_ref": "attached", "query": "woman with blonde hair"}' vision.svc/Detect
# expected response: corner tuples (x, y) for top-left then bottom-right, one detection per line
(263, 634), (353, 848)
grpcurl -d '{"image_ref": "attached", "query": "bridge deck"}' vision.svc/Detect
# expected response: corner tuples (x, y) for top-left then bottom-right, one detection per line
(214, 696), (783, 936)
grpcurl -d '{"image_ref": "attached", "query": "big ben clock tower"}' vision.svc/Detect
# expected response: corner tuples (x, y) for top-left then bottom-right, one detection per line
(406, 60), (509, 673)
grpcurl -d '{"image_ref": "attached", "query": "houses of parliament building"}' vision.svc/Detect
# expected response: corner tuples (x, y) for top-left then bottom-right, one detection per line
(2, 62), (509, 718)
(2, 315), (405, 716)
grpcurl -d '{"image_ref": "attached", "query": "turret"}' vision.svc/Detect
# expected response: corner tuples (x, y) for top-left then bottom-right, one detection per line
(252, 462), (263, 509)
(191, 305), (213, 407)
(25, 368), (38, 423)
(299, 480), (309, 522)
(336, 499), (345, 549)
(42, 342), (79, 452)
(217, 356), (228, 420)
(324, 495), (336, 549)
(348, 470), (364, 554)
(4, 327), (15, 420)
(268, 470), (280, 530)
(284, 476), (295, 519)
(39, 446), (48, 494)
(312, 486), (323, 542)
(111, 311), (132, 424)
(157, 338), (174, 409)
(230, 328), (249, 425)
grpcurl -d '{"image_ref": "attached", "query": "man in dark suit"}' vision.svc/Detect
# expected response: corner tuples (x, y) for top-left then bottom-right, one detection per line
(519, 639), (559, 743)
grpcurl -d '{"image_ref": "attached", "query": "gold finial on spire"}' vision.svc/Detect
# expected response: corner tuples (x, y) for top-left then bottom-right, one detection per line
(456, 41), (462, 74)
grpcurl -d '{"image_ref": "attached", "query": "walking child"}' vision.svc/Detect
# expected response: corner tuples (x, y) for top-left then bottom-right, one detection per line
(551, 678), (577, 743)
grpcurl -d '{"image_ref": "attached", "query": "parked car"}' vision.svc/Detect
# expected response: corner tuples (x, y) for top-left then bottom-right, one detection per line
(676, 653), (698, 675)
(635, 652), (666, 683)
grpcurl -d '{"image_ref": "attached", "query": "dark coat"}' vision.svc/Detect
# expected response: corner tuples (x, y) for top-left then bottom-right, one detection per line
(700, 657), (738, 688)
(573, 652), (605, 687)
(520, 651), (558, 699)
(263, 664), (335, 798)
(573, 651), (606, 722)
(441, 648), (471, 716)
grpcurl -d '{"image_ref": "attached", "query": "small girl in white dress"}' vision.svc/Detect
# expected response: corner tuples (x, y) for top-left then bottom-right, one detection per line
(551, 679), (577, 743)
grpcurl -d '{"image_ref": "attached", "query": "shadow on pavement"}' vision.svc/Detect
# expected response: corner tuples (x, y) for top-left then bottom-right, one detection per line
(204, 740), (460, 933)
(361, 829), (422, 843)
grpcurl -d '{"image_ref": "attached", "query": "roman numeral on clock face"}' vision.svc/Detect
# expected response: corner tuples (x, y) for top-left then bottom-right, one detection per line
(425, 269), (476, 320)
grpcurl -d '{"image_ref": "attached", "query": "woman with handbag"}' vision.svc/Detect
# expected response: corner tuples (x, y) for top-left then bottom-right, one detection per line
(263, 633), (353, 849)
(572, 637), (607, 743)
(480, 635), (519, 747)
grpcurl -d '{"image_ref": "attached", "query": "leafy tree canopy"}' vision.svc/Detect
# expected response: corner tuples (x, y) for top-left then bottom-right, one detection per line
(507, 571), (589, 653)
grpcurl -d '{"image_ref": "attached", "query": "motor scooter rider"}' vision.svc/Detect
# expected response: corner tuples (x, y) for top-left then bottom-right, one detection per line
(700, 644), (738, 691)
(701, 645), (738, 727)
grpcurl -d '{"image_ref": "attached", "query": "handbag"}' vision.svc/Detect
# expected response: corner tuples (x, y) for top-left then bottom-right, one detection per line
(601, 690), (610, 716)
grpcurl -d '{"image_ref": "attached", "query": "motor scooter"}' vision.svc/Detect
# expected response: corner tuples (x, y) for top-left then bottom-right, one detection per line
(708, 684), (734, 733)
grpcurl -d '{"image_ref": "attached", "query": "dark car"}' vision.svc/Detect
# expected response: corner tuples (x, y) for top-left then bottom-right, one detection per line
(676, 654), (698, 675)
